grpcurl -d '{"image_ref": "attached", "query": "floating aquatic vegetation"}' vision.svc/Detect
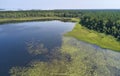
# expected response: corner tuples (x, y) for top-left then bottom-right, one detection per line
(10, 37), (120, 76)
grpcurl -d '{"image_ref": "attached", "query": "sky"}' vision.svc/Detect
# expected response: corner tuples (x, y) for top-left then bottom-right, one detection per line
(0, 0), (120, 10)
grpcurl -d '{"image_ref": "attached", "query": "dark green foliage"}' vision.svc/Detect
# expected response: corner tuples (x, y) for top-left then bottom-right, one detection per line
(0, 10), (82, 18)
(80, 10), (120, 41)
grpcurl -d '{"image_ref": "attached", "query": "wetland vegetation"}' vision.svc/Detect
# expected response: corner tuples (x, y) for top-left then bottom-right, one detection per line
(10, 37), (120, 76)
(0, 10), (120, 76)
(65, 23), (120, 51)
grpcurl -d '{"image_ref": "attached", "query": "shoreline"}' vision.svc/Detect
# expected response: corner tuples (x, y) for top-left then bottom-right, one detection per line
(65, 23), (120, 52)
(0, 17), (120, 51)
(0, 17), (79, 24)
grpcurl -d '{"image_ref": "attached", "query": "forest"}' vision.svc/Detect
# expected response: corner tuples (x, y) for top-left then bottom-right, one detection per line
(0, 10), (82, 18)
(80, 10), (120, 41)
(0, 10), (120, 40)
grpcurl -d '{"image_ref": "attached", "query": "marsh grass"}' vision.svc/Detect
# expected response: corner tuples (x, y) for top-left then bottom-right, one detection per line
(65, 23), (120, 51)
(0, 17), (78, 24)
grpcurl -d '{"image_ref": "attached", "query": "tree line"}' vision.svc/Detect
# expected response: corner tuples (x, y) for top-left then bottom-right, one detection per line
(0, 10), (82, 18)
(80, 10), (120, 41)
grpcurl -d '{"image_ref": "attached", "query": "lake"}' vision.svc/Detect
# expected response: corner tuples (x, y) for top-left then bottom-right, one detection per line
(0, 21), (74, 76)
(0, 21), (120, 76)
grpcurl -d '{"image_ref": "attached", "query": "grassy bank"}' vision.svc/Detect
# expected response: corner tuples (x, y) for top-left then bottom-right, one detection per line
(0, 17), (79, 24)
(65, 23), (120, 51)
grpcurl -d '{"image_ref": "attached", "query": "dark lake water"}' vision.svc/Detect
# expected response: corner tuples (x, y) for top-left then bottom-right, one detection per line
(0, 21), (75, 76)
(1, 21), (120, 76)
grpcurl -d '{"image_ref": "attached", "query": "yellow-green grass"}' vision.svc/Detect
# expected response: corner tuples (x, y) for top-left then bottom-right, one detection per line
(0, 17), (76, 24)
(65, 23), (120, 51)
(70, 18), (80, 22)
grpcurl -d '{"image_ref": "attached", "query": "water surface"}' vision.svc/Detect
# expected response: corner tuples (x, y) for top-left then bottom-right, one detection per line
(0, 21), (75, 76)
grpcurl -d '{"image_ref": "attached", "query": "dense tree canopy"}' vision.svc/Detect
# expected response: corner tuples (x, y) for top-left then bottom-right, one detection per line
(0, 10), (82, 18)
(80, 10), (120, 40)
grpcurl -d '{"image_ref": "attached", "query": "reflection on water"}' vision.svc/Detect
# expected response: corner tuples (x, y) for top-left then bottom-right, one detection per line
(10, 37), (120, 76)
(0, 21), (75, 76)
